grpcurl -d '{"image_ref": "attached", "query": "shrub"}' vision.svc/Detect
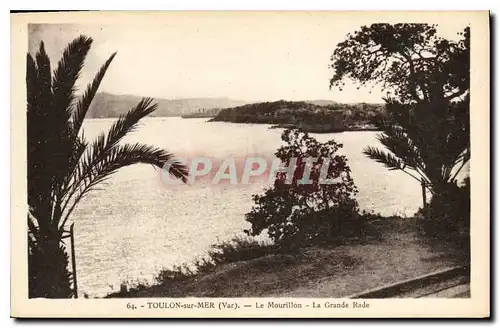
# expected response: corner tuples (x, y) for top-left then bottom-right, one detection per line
(28, 240), (72, 298)
(155, 264), (195, 283)
(205, 236), (277, 266)
(155, 236), (277, 284)
(245, 128), (361, 248)
(417, 177), (470, 261)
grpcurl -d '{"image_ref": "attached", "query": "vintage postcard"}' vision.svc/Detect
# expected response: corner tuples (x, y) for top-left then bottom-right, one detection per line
(10, 11), (490, 318)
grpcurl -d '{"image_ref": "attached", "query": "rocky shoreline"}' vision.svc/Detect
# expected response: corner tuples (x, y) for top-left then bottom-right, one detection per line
(268, 123), (380, 133)
(206, 100), (385, 133)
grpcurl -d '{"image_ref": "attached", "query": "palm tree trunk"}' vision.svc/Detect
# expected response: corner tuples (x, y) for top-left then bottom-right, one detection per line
(421, 179), (427, 211)
(28, 228), (72, 298)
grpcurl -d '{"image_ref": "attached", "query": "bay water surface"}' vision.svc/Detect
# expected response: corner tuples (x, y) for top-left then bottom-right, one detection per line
(72, 117), (431, 297)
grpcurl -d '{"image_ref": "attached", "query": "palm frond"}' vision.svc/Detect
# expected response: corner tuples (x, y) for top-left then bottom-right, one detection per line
(376, 128), (421, 171)
(27, 34), (191, 298)
(28, 41), (53, 121)
(26, 54), (37, 106)
(80, 97), (159, 183)
(52, 35), (93, 122)
(105, 97), (158, 149)
(383, 100), (431, 156)
(91, 143), (188, 187)
(450, 148), (470, 182)
(50, 35), (93, 190)
(363, 146), (428, 185)
(48, 36), (93, 220)
(72, 52), (117, 135)
(59, 142), (188, 230)
(59, 52), (117, 201)
(56, 98), (160, 228)
(27, 211), (39, 239)
(35, 41), (52, 95)
(363, 146), (403, 171)
(27, 42), (55, 228)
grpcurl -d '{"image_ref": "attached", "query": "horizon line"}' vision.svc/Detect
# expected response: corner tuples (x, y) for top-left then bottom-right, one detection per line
(81, 91), (385, 105)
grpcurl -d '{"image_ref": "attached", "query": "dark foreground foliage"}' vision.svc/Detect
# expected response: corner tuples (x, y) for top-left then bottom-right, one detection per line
(330, 22), (471, 265)
(157, 237), (279, 282)
(108, 233), (371, 298)
(107, 215), (463, 298)
(416, 177), (470, 263)
(108, 236), (280, 297)
(245, 128), (379, 249)
(27, 35), (187, 298)
(28, 240), (73, 298)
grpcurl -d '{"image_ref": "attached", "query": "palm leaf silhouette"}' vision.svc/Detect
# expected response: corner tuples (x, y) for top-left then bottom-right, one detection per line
(27, 35), (188, 298)
(365, 96), (469, 195)
(363, 146), (403, 171)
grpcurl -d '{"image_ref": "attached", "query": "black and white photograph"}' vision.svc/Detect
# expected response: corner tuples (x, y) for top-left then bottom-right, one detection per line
(10, 11), (490, 318)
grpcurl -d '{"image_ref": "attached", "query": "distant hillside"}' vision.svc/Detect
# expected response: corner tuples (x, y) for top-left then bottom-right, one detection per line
(181, 107), (224, 119)
(210, 100), (385, 133)
(306, 100), (339, 106)
(181, 100), (341, 119)
(85, 92), (248, 118)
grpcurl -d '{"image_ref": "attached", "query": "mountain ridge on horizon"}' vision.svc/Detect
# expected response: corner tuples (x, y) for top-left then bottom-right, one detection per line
(84, 92), (383, 118)
(85, 92), (249, 118)
(92, 91), (242, 102)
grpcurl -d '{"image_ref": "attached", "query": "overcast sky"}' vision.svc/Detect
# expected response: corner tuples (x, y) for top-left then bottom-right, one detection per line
(28, 13), (466, 103)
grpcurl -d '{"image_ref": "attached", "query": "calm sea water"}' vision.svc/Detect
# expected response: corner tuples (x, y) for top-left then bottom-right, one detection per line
(71, 117), (430, 297)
